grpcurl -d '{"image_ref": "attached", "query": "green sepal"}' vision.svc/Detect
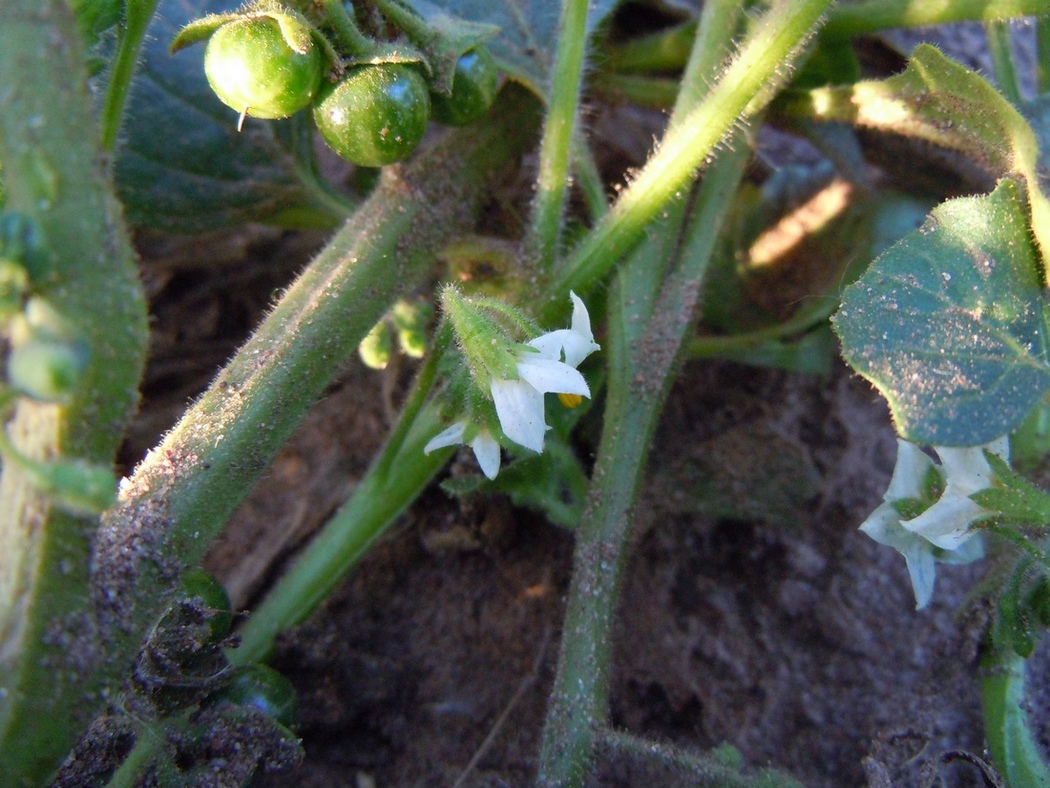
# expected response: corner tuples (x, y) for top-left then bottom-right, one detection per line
(170, 13), (241, 53)
(971, 452), (1050, 528)
(394, 0), (500, 93)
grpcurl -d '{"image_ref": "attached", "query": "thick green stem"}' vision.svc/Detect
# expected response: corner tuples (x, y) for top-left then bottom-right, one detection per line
(90, 86), (539, 744)
(0, 1), (149, 783)
(525, 0), (592, 272)
(100, 0), (160, 151)
(980, 647), (1050, 786)
(540, 0), (833, 322)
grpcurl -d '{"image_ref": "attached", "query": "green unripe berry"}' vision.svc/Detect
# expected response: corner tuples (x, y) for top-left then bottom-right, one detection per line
(359, 319), (393, 370)
(25, 457), (117, 515)
(0, 260), (29, 319)
(430, 48), (500, 127)
(180, 567), (234, 643)
(313, 64), (431, 167)
(7, 338), (89, 402)
(205, 15), (323, 120)
(392, 299), (431, 358)
(0, 211), (53, 284)
(220, 664), (298, 729)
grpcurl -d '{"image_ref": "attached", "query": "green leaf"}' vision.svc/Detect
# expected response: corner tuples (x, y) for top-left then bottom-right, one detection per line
(834, 178), (1050, 446)
(114, 0), (354, 233)
(404, 0), (619, 97)
(782, 45), (1050, 275)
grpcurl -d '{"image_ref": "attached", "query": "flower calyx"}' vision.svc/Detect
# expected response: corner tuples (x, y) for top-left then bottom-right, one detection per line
(425, 289), (601, 478)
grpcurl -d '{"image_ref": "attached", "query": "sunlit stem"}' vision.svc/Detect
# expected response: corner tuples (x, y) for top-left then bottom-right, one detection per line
(821, 0), (1049, 39)
(540, 0), (834, 323)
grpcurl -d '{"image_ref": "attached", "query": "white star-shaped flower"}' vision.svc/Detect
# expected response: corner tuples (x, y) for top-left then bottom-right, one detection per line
(491, 292), (600, 453)
(423, 421), (502, 479)
(901, 437), (1008, 550)
(859, 437), (1007, 609)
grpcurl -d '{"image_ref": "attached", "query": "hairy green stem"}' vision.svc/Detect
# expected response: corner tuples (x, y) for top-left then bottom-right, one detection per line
(89, 86), (538, 748)
(572, 134), (608, 222)
(540, 0), (833, 322)
(981, 647), (1050, 786)
(100, 0), (160, 151)
(526, 0), (592, 272)
(536, 0), (753, 782)
(0, 1), (149, 782)
(537, 141), (751, 787)
(603, 1), (1049, 73)
(688, 299), (837, 358)
(603, 21), (696, 74)
(590, 73), (679, 109)
(322, 0), (376, 57)
(597, 730), (803, 787)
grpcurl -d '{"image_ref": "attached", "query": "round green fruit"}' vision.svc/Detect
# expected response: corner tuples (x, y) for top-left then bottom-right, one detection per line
(204, 16), (323, 120)
(220, 664), (298, 728)
(431, 48), (499, 126)
(313, 64), (431, 167)
(180, 567), (234, 642)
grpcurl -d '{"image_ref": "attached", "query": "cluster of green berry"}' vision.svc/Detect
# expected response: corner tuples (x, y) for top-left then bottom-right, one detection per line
(177, 1), (500, 168)
(0, 213), (122, 514)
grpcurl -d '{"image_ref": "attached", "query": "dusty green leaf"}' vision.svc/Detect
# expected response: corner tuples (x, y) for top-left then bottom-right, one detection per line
(834, 179), (1050, 446)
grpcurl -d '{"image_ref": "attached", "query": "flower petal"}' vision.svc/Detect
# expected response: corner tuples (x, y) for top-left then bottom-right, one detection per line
(568, 291), (593, 341)
(528, 329), (600, 368)
(902, 541), (937, 610)
(424, 421), (467, 454)
(902, 495), (988, 550)
(470, 429), (502, 479)
(491, 378), (548, 452)
(886, 439), (935, 500)
(516, 355), (590, 397)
